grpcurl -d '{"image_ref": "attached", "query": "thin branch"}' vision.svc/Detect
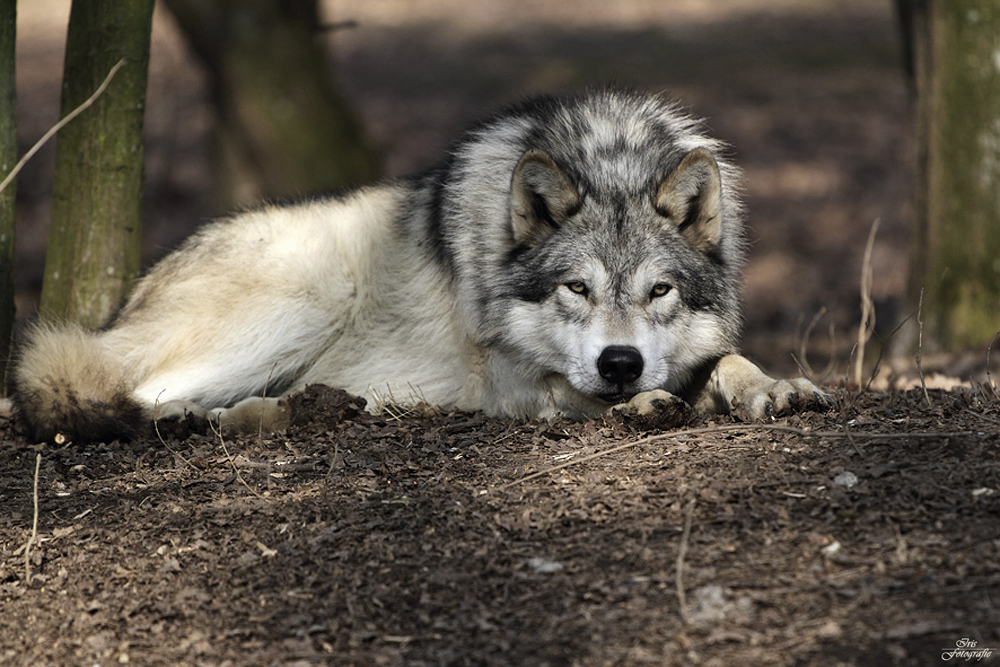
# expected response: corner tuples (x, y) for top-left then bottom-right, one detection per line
(496, 422), (973, 491)
(794, 306), (836, 381)
(0, 59), (125, 196)
(676, 496), (696, 625)
(916, 288), (931, 406)
(837, 391), (862, 456)
(210, 419), (267, 501)
(24, 453), (41, 584)
(904, 268), (948, 400)
(152, 391), (199, 472)
(965, 410), (1000, 427)
(854, 218), (880, 385)
(258, 363), (278, 440)
(986, 332), (999, 401)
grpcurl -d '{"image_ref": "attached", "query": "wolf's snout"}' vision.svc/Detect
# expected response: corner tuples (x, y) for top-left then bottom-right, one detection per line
(597, 346), (644, 387)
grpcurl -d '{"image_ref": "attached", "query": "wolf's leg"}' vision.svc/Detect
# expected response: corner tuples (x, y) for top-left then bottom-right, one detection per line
(153, 396), (294, 435)
(692, 354), (828, 419)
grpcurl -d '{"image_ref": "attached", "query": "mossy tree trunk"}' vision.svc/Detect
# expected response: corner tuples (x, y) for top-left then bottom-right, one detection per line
(909, 0), (1000, 349)
(162, 0), (379, 210)
(40, 0), (155, 329)
(0, 0), (14, 391)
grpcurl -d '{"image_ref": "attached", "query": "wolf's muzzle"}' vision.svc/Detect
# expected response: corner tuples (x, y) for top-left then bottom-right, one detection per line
(597, 346), (643, 389)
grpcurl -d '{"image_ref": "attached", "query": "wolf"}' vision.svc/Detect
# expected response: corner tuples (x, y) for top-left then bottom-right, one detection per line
(14, 87), (826, 443)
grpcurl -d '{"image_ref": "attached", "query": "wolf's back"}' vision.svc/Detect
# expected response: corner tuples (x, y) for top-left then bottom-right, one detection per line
(14, 324), (148, 443)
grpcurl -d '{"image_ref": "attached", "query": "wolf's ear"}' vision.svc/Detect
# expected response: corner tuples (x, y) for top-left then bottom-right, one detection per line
(510, 149), (581, 246)
(655, 147), (722, 253)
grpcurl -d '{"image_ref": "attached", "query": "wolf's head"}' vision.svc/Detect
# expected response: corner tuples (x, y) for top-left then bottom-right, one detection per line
(442, 89), (745, 407)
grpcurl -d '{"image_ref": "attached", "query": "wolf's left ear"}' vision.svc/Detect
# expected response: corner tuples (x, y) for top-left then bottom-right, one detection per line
(655, 147), (722, 253)
(510, 149), (581, 246)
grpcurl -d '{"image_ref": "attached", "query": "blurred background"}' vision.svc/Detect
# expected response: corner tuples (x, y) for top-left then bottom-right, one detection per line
(14, 0), (916, 381)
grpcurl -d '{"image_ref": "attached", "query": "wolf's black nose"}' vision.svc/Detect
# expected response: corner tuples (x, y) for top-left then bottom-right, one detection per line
(597, 346), (644, 387)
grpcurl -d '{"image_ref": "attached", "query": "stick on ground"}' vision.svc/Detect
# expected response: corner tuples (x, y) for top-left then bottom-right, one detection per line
(24, 453), (41, 584)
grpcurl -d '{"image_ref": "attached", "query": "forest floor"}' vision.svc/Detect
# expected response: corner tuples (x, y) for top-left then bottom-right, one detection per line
(1, 385), (998, 666)
(4, 1), (1000, 665)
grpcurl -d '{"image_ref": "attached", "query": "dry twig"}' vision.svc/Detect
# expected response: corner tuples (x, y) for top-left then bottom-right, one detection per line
(794, 306), (836, 381)
(986, 332), (1000, 402)
(0, 59), (125, 195)
(497, 421), (972, 491)
(676, 496), (696, 625)
(211, 419), (268, 501)
(258, 363), (279, 440)
(24, 453), (41, 584)
(854, 219), (880, 385)
(915, 288), (931, 406)
(152, 392), (199, 472)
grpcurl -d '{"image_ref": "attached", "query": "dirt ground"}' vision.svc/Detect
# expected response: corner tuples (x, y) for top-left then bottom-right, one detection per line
(4, 1), (1000, 666)
(1, 386), (999, 666)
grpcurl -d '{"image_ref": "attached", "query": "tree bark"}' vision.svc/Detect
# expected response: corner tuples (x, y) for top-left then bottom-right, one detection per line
(909, 0), (1000, 349)
(0, 0), (15, 391)
(163, 0), (379, 210)
(40, 0), (155, 329)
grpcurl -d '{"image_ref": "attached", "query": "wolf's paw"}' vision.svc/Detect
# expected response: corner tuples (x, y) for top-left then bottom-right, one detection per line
(154, 399), (210, 422)
(616, 389), (684, 416)
(736, 377), (829, 421)
(612, 389), (691, 428)
(150, 400), (213, 439)
(211, 396), (294, 435)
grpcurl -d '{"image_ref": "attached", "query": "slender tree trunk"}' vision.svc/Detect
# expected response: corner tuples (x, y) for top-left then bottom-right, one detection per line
(908, 0), (1000, 349)
(0, 0), (15, 392)
(163, 0), (379, 210)
(40, 0), (155, 329)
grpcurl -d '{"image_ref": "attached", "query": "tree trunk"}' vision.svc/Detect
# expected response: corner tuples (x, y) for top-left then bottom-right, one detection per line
(162, 0), (379, 210)
(909, 0), (1000, 350)
(0, 0), (15, 392)
(40, 0), (155, 329)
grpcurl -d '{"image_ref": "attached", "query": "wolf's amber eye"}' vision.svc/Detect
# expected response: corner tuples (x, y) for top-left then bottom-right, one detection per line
(565, 281), (589, 296)
(650, 283), (672, 299)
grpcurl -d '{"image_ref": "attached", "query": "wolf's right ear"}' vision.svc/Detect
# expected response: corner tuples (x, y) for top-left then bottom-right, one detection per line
(655, 147), (723, 253)
(510, 149), (581, 246)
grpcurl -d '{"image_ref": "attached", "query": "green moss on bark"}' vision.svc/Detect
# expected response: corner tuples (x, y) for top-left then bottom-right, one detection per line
(40, 0), (154, 329)
(920, 0), (1000, 348)
(0, 0), (15, 390)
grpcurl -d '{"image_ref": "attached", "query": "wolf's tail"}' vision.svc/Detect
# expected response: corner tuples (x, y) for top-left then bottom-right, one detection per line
(13, 324), (148, 443)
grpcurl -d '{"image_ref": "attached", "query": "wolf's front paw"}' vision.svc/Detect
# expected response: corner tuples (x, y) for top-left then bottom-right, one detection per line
(705, 355), (830, 421)
(612, 389), (691, 428)
(736, 377), (829, 420)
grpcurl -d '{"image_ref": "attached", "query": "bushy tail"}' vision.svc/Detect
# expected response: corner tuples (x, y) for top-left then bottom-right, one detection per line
(13, 324), (148, 443)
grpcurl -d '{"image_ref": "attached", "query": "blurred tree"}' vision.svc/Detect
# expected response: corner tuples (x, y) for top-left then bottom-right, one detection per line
(162, 0), (379, 209)
(901, 0), (1000, 350)
(40, 0), (155, 329)
(0, 0), (13, 392)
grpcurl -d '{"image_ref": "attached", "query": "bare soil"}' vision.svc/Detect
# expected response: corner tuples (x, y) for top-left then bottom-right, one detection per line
(5, 1), (1000, 666)
(1, 386), (999, 666)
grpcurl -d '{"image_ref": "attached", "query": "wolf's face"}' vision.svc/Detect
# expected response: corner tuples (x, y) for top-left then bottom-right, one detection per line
(494, 147), (741, 404)
(525, 252), (732, 402)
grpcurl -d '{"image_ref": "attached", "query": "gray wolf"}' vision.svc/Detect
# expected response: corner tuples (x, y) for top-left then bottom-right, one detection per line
(14, 88), (826, 442)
